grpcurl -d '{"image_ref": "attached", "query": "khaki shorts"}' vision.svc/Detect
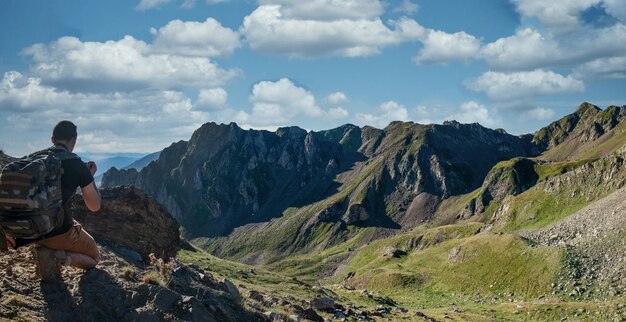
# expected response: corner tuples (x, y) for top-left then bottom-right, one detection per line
(36, 220), (100, 263)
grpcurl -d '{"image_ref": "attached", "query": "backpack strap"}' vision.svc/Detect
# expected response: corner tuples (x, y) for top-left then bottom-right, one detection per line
(47, 145), (80, 162)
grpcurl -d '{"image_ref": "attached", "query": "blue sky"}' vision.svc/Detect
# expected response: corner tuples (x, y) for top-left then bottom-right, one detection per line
(1, 0), (626, 156)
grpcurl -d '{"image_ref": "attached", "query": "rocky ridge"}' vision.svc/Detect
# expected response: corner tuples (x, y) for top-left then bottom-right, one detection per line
(103, 119), (538, 263)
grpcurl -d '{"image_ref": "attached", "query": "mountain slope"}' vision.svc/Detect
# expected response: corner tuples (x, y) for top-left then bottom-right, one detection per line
(122, 151), (161, 170)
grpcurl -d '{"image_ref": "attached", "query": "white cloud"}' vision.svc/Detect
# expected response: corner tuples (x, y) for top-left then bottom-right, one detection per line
(326, 91), (349, 104)
(510, 0), (602, 32)
(469, 69), (585, 100)
(573, 56), (626, 78)
(413, 30), (481, 65)
(0, 72), (211, 154)
(258, 0), (384, 21)
(446, 101), (498, 127)
(150, 18), (241, 57)
(22, 36), (239, 93)
(355, 101), (409, 128)
(481, 23), (626, 71)
(393, 0), (419, 14)
(136, 0), (172, 11)
(195, 88), (228, 110)
(181, 0), (196, 8)
(328, 107), (349, 119)
(603, 0), (626, 21)
(526, 107), (556, 120)
(241, 4), (425, 57)
(235, 78), (327, 128)
(481, 28), (560, 70)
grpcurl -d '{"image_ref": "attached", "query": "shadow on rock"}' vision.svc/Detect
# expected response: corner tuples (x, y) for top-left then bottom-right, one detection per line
(41, 281), (78, 322)
(75, 268), (135, 321)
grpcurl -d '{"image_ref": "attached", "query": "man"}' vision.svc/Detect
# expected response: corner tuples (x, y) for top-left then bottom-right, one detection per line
(5, 120), (102, 282)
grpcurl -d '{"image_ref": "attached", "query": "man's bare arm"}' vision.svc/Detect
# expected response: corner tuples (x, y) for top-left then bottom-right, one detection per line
(81, 160), (101, 212)
(81, 182), (101, 212)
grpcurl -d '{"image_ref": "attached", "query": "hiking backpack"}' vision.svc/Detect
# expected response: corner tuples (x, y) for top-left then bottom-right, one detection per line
(0, 148), (78, 239)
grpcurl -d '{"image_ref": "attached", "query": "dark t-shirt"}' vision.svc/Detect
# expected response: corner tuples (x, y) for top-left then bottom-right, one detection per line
(48, 156), (94, 236)
(14, 145), (94, 247)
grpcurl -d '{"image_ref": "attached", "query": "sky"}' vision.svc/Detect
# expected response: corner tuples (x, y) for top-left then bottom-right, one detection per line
(1, 0), (626, 156)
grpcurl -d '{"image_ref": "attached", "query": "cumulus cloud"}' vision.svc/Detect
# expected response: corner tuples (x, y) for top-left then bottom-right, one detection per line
(258, 0), (384, 21)
(22, 36), (240, 93)
(526, 107), (556, 120)
(446, 101), (498, 127)
(481, 22), (626, 71)
(469, 69), (585, 100)
(195, 88), (228, 110)
(150, 18), (241, 57)
(136, 0), (172, 11)
(481, 28), (560, 70)
(326, 91), (349, 104)
(241, 4), (425, 57)
(393, 0), (419, 14)
(355, 101), (409, 128)
(328, 107), (349, 119)
(0, 72), (210, 154)
(510, 0), (602, 32)
(235, 78), (344, 128)
(573, 56), (626, 78)
(413, 30), (481, 65)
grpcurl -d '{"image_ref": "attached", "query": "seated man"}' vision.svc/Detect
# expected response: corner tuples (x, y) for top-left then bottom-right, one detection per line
(5, 120), (102, 283)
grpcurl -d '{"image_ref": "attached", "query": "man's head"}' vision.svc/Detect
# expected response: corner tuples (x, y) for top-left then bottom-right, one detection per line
(51, 120), (78, 151)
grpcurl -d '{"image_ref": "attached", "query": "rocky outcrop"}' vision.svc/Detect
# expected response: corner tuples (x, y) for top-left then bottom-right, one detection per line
(74, 186), (181, 261)
(101, 167), (139, 189)
(459, 158), (538, 219)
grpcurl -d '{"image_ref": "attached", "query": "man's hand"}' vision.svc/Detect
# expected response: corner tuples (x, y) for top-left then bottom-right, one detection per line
(87, 161), (97, 176)
(5, 235), (15, 250)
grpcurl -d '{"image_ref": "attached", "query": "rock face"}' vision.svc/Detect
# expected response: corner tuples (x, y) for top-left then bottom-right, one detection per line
(74, 186), (181, 261)
(459, 158), (538, 219)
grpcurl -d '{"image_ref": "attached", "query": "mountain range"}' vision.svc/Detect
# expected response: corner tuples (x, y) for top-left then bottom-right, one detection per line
(99, 102), (626, 319)
(1, 101), (624, 320)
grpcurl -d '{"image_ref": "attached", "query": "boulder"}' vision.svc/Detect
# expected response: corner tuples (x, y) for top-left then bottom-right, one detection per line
(309, 296), (335, 311)
(73, 186), (181, 261)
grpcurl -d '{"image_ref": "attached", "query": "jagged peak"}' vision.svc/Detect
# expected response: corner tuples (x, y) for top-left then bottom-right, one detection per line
(276, 126), (307, 138)
(575, 102), (601, 115)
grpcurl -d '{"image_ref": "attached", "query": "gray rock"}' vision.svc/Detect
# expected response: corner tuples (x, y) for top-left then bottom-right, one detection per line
(223, 278), (242, 302)
(151, 287), (182, 311)
(310, 296), (335, 311)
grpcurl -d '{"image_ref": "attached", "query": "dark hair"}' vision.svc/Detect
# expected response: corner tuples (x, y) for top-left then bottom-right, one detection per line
(52, 120), (78, 141)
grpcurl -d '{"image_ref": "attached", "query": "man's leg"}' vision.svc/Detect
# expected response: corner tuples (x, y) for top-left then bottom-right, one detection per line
(36, 221), (100, 270)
